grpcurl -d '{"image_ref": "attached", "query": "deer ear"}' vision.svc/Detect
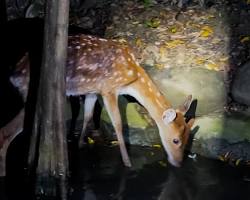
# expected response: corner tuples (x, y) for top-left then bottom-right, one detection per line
(162, 108), (177, 124)
(177, 95), (193, 114)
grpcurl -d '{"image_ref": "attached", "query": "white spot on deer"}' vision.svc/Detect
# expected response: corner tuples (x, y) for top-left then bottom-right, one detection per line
(68, 60), (74, 64)
(87, 35), (93, 39)
(87, 48), (92, 51)
(99, 38), (107, 42)
(110, 57), (115, 61)
(114, 72), (118, 76)
(79, 56), (86, 62)
(83, 52), (87, 56)
(129, 53), (136, 61)
(75, 46), (81, 49)
(68, 46), (72, 49)
(81, 43), (86, 46)
(137, 72), (141, 77)
(120, 56), (125, 62)
(86, 79), (91, 83)
(140, 78), (145, 83)
(80, 78), (85, 82)
(93, 43), (98, 46)
(149, 87), (153, 92)
(147, 82), (151, 87)
(97, 83), (102, 88)
(89, 63), (98, 71)
(156, 98), (163, 108)
(115, 77), (122, 82)
(127, 70), (134, 76)
(157, 92), (161, 97)
(116, 49), (122, 54)
(76, 65), (83, 70)
(127, 57), (131, 62)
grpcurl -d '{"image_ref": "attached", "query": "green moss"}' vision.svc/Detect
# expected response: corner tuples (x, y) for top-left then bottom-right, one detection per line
(101, 97), (149, 129)
(126, 103), (149, 128)
(194, 114), (250, 142)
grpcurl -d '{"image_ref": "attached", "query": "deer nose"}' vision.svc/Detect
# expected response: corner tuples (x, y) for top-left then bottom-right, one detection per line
(168, 157), (182, 167)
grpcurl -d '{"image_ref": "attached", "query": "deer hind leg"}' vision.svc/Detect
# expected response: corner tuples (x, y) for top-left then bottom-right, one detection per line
(69, 95), (81, 137)
(102, 93), (132, 167)
(78, 93), (97, 148)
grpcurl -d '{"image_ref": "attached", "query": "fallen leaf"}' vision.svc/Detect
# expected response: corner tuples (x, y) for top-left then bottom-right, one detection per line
(135, 38), (143, 48)
(87, 137), (95, 144)
(189, 22), (201, 29)
(240, 36), (250, 43)
(205, 62), (219, 71)
(235, 158), (242, 166)
(145, 17), (161, 28)
(207, 14), (215, 19)
(169, 26), (177, 33)
(110, 140), (119, 146)
(218, 155), (225, 162)
(188, 153), (197, 159)
(224, 151), (231, 159)
(195, 57), (206, 65)
(165, 39), (185, 48)
(200, 25), (214, 38)
(118, 38), (128, 44)
(152, 144), (161, 148)
(155, 63), (164, 69)
(143, 0), (152, 7)
(219, 56), (229, 62)
(159, 46), (167, 58)
(158, 161), (167, 167)
(211, 37), (221, 44)
(132, 21), (140, 25)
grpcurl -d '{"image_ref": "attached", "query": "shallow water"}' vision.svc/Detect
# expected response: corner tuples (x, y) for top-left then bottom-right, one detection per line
(2, 135), (250, 200)
(68, 141), (250, 200)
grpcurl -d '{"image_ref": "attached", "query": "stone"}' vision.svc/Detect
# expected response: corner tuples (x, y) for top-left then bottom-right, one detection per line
(231, 61), (250, 106)
(101, 106), (250, 161)
(145, 66), (227, 116)
(190, 113), (250, 160)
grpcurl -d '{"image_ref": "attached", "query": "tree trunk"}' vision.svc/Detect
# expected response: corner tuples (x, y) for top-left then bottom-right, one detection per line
(28, 0), (69, 199)
(0, 0), (7, 24)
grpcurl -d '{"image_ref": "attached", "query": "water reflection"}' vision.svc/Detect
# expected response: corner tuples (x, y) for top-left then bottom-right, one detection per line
(68, 142), (250, 200)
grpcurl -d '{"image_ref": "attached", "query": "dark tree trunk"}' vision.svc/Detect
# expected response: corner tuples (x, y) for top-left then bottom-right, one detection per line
(0, 0), (7, 24)
(28, 0), (69, 199)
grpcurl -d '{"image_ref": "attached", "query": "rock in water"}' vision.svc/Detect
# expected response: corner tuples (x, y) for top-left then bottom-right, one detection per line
(232, 61), (250, 106)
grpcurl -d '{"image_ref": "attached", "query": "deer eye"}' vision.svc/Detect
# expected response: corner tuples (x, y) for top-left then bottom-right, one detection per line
(173, 138), (180, 145)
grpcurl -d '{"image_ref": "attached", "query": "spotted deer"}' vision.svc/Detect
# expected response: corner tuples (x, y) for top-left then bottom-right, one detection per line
(9, 34), (194, 167)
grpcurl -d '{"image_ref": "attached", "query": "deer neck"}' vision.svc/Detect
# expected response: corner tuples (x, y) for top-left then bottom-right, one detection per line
(119, 66), (172, 125)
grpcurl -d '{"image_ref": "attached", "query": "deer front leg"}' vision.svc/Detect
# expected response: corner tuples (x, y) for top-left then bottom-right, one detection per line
(102, 93), (132, 167)
(78, 93), (97, 148)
